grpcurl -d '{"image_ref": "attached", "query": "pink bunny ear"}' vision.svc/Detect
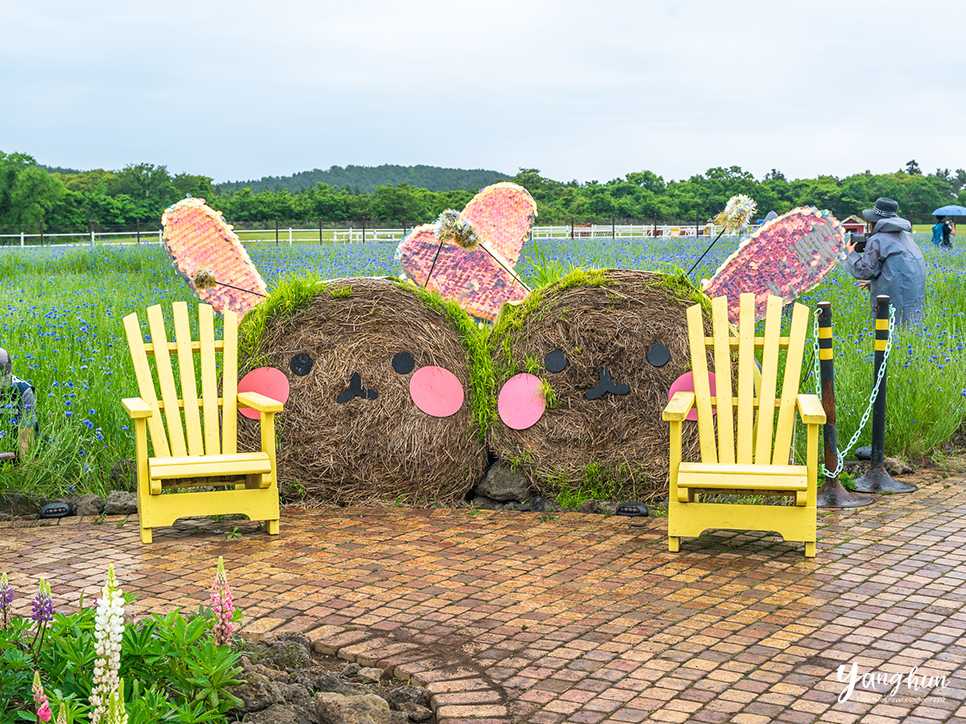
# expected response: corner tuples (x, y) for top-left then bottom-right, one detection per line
(161, 197), (268, 319)
(704, 207), (845, 323)
(394, 182), (535, 322)
(461, 182), (537, 268)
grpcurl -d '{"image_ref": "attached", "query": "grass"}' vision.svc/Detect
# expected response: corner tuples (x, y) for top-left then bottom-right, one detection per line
(1, 234), (964, 499)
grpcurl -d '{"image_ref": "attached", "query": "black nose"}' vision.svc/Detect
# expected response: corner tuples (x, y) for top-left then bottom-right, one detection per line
(336, 372), (378, 404)
(585, 368), (629, 400)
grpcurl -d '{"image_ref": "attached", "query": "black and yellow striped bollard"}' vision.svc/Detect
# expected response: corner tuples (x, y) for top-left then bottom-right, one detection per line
(853, 295), (917, 494)
(815, 301), (873, 508)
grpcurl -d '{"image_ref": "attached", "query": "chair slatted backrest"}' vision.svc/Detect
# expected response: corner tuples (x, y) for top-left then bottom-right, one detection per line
(123, 302), (239, 459)
(687, 293), (809, 466)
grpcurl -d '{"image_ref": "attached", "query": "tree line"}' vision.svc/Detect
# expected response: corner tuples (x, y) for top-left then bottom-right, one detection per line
(2, 152), (964, 234)
(214, 164), (511, 194)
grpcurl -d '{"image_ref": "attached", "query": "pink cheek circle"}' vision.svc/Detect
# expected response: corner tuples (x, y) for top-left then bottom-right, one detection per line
(668, 371), (717, 422)
(409, 366), (465, 417)
(237, 367), (291, 420)
(498, 373), (546, 430)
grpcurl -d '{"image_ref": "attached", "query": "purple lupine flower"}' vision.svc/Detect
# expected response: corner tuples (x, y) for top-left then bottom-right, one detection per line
(31, 579), (54, 624)
(0, 572), (12, 628)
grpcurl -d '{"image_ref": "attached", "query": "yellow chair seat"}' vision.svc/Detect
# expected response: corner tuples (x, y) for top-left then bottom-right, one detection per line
(676, 462), (808, 505)
(149, 452), (272, 481)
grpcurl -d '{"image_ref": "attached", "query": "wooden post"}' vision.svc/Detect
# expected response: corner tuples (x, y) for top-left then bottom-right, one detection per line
(570, 216), (574, 240)
(275, 218), (279, 246)
(136, 218), (141, 244)
(652, 214), (658, 238)
(695, 211), (700, 238)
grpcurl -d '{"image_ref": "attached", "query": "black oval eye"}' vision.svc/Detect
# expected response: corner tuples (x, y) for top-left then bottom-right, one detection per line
(646, 343), (670, 368)
(392, 351), (415, 375)
(290, 352), (314, 376)
(545, 349), (568, 373)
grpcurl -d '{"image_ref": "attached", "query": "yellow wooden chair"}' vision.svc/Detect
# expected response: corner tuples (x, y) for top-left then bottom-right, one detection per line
(663, 293), (826, 557)
(121, 302), (282, 544)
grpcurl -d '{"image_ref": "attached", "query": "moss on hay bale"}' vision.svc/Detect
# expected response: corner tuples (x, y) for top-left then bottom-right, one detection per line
(238, 276), (491, 506)
(487, 268), (707, 504)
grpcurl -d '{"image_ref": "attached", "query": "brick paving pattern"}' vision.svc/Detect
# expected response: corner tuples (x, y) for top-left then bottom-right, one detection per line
(2, 465), (964, 723)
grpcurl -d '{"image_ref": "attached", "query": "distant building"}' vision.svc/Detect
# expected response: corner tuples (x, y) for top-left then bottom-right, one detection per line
(841, 214), (867, 234)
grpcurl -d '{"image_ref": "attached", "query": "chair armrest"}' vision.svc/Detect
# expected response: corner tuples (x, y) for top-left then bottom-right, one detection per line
(796, 394), (826, 425)
(663, 391), (696, 422)
(237, 391), (284, 414)
(122, 397), (153, 419)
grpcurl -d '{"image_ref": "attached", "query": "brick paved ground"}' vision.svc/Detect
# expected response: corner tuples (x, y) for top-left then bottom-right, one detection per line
(2, 463), (964, 723)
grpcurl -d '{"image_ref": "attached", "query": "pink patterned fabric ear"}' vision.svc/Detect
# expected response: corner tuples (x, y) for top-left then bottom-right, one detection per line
(162, 197), (268, 319)
(705, 207), (845, 322)
(395, 183), (536, 322)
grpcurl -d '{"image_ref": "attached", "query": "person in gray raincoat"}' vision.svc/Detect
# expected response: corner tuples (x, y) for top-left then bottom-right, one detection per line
(845, 197), (926, 324)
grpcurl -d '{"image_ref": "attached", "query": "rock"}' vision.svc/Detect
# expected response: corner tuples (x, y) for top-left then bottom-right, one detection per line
(885, 457), (914, 475)
(241, 634), (313, 671)
(599, 500), (618, 516)
(73, 493), (105, 517)
(527, 496), (559, 513)
(474, 462), (532, 502)
(471, 495), (504, 511)
(110, 459), (137, 490)
(342, 662), (362, 678)
(315, 692), (390, 724)
(103, 490), (138, 516)
(398, 703), (433, 722)
(387, 686), (430, 709)
(306, 671), (368, 697)
(238, 703), (313, 724)
(0, 491), (43, 517)
(278, 682), (315, 708)
(577, 499), (601, 514)
(390, 712), (410, 724)
(357, 667), (383, 683)
(228, 668), (285, 713)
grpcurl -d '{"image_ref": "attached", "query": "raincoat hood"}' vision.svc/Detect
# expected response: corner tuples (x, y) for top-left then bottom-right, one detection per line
(872, 216), (912, 234)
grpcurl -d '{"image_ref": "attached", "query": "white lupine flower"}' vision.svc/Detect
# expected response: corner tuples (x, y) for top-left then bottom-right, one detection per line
(89, 565), (125, 724)
(105, 679), (128, 724)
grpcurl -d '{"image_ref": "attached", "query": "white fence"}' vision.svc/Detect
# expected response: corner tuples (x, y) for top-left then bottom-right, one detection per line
(0, 223), (749, 248)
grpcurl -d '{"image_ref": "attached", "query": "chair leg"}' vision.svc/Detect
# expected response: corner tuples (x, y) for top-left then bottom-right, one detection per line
(668, 536), (680, 552)
(141, 526), (153, 544)
(805, 541), (816, 558)
(266, 519), (280, 535)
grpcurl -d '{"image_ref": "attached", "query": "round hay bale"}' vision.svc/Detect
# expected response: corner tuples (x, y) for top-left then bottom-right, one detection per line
(238, 277), (489, 506)
(487, 269), (706, 504)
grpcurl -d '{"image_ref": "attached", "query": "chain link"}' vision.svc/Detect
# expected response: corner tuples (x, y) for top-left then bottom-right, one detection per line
(811, 306), (895, 479)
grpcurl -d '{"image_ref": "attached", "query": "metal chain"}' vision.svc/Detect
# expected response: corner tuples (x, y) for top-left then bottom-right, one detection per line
(811, 306), (895, 478)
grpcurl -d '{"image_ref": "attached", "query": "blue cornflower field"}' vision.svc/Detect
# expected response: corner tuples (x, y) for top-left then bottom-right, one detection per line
(1, 235), (964, 498)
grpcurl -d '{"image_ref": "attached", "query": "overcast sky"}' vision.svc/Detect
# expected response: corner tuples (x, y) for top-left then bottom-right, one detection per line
(2, 0), (963, 185)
